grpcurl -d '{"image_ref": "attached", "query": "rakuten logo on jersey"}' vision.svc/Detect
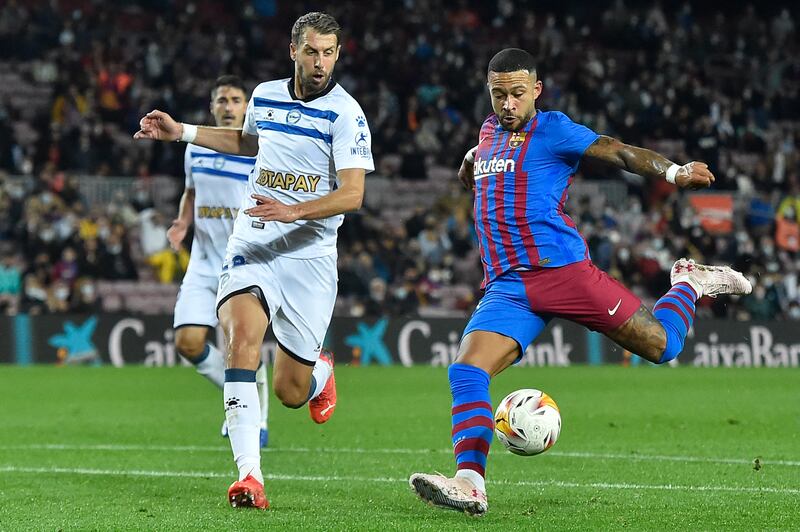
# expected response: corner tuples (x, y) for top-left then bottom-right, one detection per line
(474, 156), (515, 180)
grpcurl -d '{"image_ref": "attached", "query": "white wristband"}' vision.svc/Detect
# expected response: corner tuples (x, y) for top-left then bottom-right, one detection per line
(665, 163), (680, 184)
(180, 123), (197, 143)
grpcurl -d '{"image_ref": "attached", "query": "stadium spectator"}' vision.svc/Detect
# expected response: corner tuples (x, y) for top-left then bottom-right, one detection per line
(0, 251), (21, 314)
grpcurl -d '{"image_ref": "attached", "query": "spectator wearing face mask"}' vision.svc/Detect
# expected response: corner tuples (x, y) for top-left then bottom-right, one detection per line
(47, 279), (71, 313)
(70, 277), (101, 313)
(99, 232), (137, 280)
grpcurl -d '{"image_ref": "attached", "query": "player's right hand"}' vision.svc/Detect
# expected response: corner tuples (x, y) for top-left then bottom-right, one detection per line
(675, 161), (715, 190)
(133, 110), (182, 142)
(458, 145), (478, 191)
(166, 219), (188, 251)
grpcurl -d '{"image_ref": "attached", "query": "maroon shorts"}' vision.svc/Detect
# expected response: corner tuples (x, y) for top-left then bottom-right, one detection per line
(518, 259), (641, 333)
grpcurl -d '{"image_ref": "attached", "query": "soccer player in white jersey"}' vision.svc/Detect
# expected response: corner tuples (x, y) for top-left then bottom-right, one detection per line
(135, 12), (374, 509)
(168, 76), (269, 448)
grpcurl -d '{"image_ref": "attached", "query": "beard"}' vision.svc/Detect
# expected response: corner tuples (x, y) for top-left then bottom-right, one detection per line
(298, 65), (332, 96)
(498, 109), (535, 131)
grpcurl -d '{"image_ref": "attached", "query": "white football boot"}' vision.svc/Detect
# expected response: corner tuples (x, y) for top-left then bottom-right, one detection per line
(670, 258), (752, 298)
(409, 473), (488, 516)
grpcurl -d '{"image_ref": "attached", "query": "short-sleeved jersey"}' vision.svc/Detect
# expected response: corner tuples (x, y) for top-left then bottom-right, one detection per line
(183, 144), (254, 276)
(473, 110), (599, 287)
(231, 78), (374, 260)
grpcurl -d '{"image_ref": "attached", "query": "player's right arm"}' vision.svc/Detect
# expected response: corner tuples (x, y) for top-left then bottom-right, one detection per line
(583, 135), (714, 190)
(133, 109), (259, 156)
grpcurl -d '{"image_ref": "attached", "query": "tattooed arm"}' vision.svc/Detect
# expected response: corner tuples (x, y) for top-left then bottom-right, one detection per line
(583, 135), (715, 190)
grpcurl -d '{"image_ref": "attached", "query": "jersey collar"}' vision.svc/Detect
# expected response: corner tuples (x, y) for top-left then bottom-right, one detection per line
(287, 77), (337, 102)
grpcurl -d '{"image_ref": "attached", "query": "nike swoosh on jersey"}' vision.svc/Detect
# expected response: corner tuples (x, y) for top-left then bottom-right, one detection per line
(607, 299), (623, 315)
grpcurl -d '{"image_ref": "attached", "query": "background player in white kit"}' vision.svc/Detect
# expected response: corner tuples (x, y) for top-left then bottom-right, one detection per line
(168, 76), (269, 448)
(135, 12), (373, 510)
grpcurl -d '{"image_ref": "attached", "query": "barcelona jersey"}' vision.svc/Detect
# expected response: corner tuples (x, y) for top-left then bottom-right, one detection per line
(473, 110), (599, 287)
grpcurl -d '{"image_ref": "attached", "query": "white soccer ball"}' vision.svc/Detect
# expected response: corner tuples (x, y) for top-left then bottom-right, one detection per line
(494, 389), (561, 456)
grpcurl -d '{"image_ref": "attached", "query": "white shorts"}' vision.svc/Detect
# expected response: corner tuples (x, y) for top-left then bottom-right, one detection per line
(215, 252), (338, 366)
(174, 270), (219, 329)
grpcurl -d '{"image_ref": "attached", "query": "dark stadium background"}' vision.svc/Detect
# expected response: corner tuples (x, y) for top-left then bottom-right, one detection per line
(0, 0), (798, 365)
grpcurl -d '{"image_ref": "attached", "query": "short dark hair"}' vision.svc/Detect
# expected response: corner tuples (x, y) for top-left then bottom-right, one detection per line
(211, 75), (247, 99)
(291, 12), (341, 46)
(487, 48), (537, 77)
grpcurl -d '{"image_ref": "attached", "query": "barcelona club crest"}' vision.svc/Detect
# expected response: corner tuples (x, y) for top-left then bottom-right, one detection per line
(509, 131), (526, 148)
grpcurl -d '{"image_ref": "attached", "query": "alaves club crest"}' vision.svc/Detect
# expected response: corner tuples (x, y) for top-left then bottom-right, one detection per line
(509, 131), (526, 148)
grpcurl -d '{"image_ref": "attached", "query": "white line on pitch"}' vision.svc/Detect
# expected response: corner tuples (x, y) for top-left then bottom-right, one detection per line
(0, 465), (798, 496)
(1, 443), (798, 468)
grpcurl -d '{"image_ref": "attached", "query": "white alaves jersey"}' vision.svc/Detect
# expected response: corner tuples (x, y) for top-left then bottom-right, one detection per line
(183, 144), (254, 276)
(230, 78), (375, 260)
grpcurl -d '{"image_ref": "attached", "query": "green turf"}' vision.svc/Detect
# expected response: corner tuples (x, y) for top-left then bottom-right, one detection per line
(0, 365), (798, 531)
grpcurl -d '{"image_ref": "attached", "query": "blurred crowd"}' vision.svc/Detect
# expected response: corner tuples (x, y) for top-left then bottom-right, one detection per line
(0, 0), (799, 320)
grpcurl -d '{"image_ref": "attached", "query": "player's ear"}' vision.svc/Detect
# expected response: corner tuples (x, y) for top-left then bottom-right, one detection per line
(533, 78), (543, 99)
(289, 42), (297, 61)
(335, 44), (341, 61)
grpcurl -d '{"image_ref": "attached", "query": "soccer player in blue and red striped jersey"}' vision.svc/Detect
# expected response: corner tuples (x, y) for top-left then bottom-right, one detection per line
(409, 48), (753, 516)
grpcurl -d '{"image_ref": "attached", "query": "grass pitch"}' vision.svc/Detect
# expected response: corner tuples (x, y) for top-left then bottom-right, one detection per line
(0, 364), (798, 530)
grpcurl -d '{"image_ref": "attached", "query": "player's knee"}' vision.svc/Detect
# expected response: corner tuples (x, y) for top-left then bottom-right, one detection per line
(641, 336), (668, 364)
(273, 380), (306, 409)
(175, 331), (206, 359)
(226, 334), (261, 366)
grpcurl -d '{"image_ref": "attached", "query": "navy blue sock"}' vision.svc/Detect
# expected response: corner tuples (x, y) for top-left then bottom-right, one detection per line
(224, 368), (256, 383)
(185, 344), (210, 365)
(305, 376), (318, 403)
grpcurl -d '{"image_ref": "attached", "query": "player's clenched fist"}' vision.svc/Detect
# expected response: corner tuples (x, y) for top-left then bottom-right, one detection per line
(133, 109), (182, 142)
(674, 161), (715, 190)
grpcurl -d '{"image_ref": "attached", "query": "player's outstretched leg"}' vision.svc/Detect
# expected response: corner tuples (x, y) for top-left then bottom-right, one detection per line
(410, 363), (492, 516)
(218, 293), (269, 509)
(654, 258), (752, 364)
(308, 349), (336, 424)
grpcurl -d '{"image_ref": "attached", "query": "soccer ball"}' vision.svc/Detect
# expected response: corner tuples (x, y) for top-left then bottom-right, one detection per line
(494, 389), (561, 456)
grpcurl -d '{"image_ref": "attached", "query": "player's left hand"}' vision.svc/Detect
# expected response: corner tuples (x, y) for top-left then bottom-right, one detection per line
(675, 161), (715, 190)
(245, 194), (300, 223)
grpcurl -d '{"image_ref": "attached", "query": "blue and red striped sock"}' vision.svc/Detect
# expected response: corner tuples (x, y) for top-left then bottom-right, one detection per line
(449, 363), (493, 492)
(653, 282), (698, 363)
